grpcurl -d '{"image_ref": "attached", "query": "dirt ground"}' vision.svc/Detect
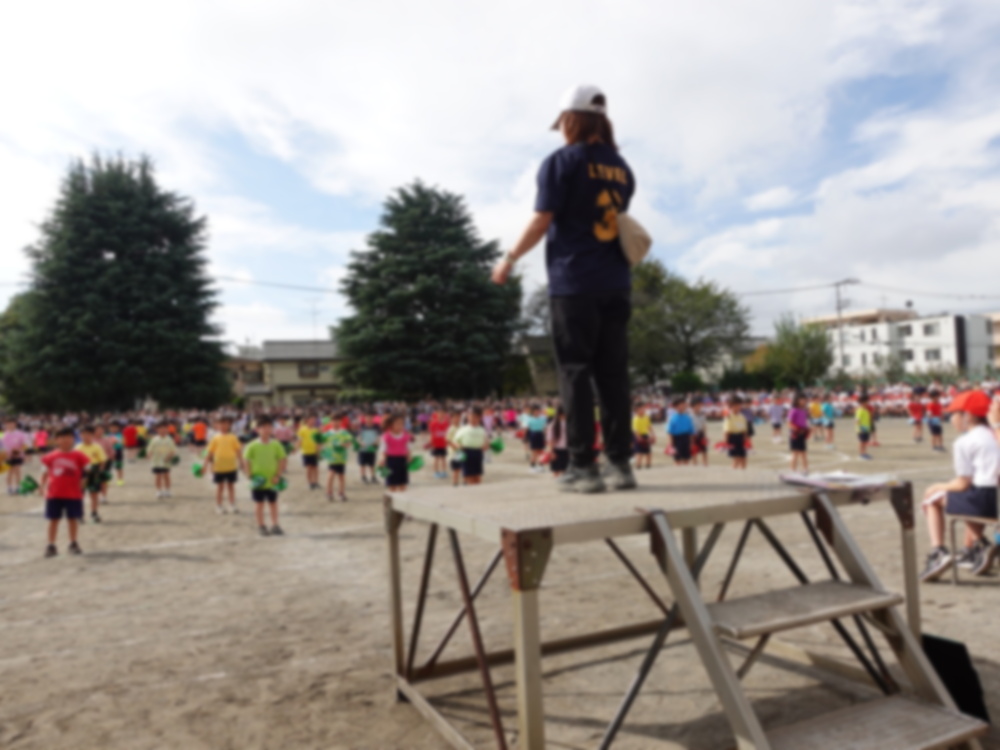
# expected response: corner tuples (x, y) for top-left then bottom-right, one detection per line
(1, 418), (998, 749)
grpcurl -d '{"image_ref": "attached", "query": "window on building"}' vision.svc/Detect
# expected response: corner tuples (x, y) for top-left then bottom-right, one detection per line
(842, 355), (851, 367)
(298, 362), (320, 379)
(898, 325), (912, 337)
(873, 353), (882, 366)
(902, 349), (914, 362)
(859, 330), (866, 342)
(861, 353), (867, 366)
(923, 322), (940, 337)
(871, 328), (878, 341)
(925, 349), (941, 362)
(244, 369), (263, 385)
(988, 320), (994, 335)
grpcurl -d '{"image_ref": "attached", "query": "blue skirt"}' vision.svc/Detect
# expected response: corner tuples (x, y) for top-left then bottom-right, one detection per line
(385, 455), (409, 487)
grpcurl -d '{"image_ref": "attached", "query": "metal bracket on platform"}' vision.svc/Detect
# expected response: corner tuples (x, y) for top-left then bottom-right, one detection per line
(889, 483), (915, 530)
(502, 528), (553, 591)
(383, 495), (404, 533)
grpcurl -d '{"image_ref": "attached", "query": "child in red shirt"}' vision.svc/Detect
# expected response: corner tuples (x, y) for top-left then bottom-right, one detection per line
(428, 409), (450, 480)
(908, 393), (926, 443)
(40, 427), (91, 558)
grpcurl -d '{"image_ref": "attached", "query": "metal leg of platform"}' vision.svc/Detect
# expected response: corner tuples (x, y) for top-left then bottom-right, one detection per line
(649, 511), (770, 750)
(599, 522), (724, 750)
(514, 588), (544, 750)
(448, 530), (508, 750)
(605, 538), (670, 616)
(384, 500), (406, 699)
(419, 549), (504, 677)
(814, 492), (983, 750)
(406, 524), (439, 680)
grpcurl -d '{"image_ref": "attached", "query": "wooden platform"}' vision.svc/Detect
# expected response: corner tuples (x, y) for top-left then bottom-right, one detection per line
(767, 696), (989, 750)
(709, 581), (903, 640)
(390, 468), (899, 545)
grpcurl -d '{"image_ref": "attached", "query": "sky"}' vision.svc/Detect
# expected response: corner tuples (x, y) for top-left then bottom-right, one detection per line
(3, 0), (1000, 347)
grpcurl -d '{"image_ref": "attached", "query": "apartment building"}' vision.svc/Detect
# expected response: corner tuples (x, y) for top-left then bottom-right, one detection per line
(803, 309), (994, 376)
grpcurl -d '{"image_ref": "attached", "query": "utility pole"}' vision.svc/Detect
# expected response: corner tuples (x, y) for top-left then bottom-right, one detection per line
(833, 278), (860, 370)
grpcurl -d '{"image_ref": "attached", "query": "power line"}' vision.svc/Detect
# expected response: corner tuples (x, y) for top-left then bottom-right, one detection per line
(859, 282), (1000, 301)
(213, 275), (338, 294)
(735, 282), (843, 297)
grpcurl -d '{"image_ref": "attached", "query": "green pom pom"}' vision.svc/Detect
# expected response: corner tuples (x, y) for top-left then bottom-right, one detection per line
(408, 455), (425, 472)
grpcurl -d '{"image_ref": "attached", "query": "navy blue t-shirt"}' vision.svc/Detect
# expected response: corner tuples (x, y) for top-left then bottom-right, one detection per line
(534, 142), (635, 297)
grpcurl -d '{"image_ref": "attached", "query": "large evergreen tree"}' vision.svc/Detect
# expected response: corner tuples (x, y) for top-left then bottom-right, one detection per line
(0, 155), (230, 411)
(337, 182), (522, 398)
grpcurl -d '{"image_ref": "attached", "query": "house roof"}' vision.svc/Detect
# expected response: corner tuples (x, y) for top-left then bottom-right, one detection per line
(262, 340), (338, 361)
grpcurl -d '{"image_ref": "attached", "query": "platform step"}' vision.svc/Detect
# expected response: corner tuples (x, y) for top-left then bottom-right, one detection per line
(768, 696), (988, 750)
(708, 581), (902, 640)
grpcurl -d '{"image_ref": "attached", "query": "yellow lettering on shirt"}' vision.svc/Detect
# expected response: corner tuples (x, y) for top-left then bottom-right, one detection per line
(588, 163), (629, 186)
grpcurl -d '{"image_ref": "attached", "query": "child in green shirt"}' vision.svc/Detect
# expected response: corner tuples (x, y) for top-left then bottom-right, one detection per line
(324, 413), (354, 503)
(244, 416), (288, 536)
(856, 395), (873, 461)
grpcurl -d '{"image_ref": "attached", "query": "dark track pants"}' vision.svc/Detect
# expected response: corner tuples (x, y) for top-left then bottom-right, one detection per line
(550, 290), (632, 468)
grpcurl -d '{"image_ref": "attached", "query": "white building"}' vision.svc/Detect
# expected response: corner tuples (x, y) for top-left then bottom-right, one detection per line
(803, 308), (995, 377)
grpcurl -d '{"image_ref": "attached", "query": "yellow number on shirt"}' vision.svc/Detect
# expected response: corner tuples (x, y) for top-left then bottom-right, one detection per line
(594, 189), (622, 242)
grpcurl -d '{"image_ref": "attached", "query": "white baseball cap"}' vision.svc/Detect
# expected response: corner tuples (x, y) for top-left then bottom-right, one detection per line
(551, 84), (607, 130)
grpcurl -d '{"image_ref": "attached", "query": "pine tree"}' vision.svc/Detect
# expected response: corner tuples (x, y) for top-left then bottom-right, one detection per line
(337, 182), (522, 399)
(0, 155), (230, 411)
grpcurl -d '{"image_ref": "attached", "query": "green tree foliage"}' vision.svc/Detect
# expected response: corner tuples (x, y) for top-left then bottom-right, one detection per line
(336, 182), (522, 399)
(629, 259), (750, 385)
(765, 315), (834, 388)
(0, 156), (230, 411)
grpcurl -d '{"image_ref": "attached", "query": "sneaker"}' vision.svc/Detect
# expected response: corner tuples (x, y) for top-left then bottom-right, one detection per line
(956, 546), (981, 570)
(339, 494), (348, 503)
(91, 512), (101, 523)
(68, 541), (82, 555)
(920, 547), (953, 583)
(558, 465), (606, 494)
(973, 543), (999, 576)
(605, 461), (638, 491)
(327, 492), (335, 502)
(216, 505), (225, 515)
(44, 544), (57, 558)
(259, 525), (270, 537)
(164, 491), (171, 498)
(270, 525), (284, 536)
(230, 505), (239, 514)
(859, 454), (873, 461)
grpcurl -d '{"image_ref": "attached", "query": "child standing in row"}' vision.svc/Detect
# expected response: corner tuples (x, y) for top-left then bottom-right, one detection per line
(244, 416), (287, 537)
(206, 416), (242, 513)
(788, 394), (810, 474)
(147, 421), (178, 500)
(446, 411), (463, 486)
(297, 415), (321, 491)
(452, 408), (489, 486)
(666, 398), (694, 466)
(632, 403), (653, 470)
(856, 395), (874, 461)
(380, 413), (411, 492)
(927, 390), (945, 452)
(325, 414), (354, 502)
(547, 406), (569, 477)
(3, 419), (30, 495)
(40, 427), (90, 557)
(724, 396), (748, 470)
(77, 425), (108, 522)
(357, 414), (380, 484)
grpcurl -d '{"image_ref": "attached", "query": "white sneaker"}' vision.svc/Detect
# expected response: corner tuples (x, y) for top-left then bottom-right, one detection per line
(216, 505), (225, 515)
(156, 491), (163, 499)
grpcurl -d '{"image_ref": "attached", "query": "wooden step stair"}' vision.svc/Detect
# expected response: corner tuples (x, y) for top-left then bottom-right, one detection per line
(767, 696), (989, 750)
(708, 581), (903, 640)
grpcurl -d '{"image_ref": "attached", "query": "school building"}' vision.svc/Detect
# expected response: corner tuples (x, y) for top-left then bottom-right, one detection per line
(803, 308), (996, 377)
(224, 340), (342, 408)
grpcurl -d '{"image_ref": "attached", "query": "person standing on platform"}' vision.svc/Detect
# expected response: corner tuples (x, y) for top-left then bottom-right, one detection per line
(492, 84), (636, 494)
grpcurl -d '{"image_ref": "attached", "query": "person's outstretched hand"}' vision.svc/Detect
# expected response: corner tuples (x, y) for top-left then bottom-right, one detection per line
(491, 258), (512, 285)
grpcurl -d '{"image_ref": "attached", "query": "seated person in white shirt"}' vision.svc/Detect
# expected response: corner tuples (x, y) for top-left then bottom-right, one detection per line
(920, 390), (1000, 582)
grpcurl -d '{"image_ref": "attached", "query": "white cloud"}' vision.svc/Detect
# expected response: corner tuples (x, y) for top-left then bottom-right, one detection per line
(3, 0), (1000, 341)
(745, 186), (798, 212)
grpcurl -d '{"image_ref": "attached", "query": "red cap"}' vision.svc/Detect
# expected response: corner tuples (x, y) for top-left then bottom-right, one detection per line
(945, 390), (992, 418)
